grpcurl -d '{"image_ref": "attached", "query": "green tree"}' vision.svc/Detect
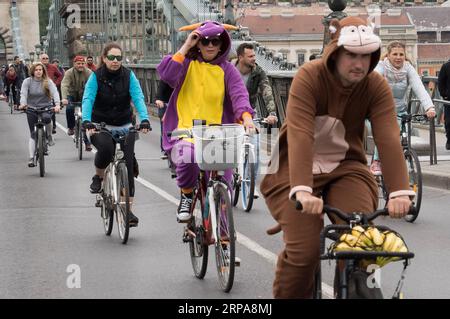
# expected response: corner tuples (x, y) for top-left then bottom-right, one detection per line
(39, 0), (52, 38)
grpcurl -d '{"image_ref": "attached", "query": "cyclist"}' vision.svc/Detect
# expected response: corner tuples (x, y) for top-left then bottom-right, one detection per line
(369, 40), (436, 175)
(86, 56), (97, 72)
(260, 17), (415, 299)
(154, 79), (173, 160)
(233, 42), (278, 198)
(19, 62), (61, 167)
(157, 20), (255, 222)
(41, 53), (63, 134)
(13, 56), (29, 90)
(82, 42), (151, 227)
(4, 65), (20, 110)
(61, 55), (93, 151)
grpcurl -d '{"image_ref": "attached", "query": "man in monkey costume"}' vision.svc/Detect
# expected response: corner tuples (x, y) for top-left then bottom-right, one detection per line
(260, 16), (415, 298)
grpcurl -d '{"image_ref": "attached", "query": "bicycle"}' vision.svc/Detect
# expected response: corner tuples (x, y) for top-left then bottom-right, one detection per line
(94, 123), (142, 244)
(294, 202), (415, 299)
(232, 118), (269, 212)
(71, 102), (84, 160)
(7, 84), (16, 114)
(375, 114), (424, 223)
(169, 123), (244, 292)
(27, 105), (55, 177)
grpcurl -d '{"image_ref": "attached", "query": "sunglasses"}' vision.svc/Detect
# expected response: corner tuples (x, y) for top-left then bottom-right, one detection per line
(200, 38), (221, 47)
(106, 54), (123, 62)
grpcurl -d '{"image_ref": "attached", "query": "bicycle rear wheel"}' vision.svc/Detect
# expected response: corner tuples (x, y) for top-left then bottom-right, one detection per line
(241, 149), (255, 212)
(115, 162), (130, 244)
(101, 198), (114, 236)
(404, 149), (422, 223)
(214, 183), (235, 292)
(37, 128), (45, 177)
(189, 188), (208, 279)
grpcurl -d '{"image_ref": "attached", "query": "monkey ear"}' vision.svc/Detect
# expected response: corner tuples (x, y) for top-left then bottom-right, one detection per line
(329, 19), (341, 40)
(179, 23), (202, 32)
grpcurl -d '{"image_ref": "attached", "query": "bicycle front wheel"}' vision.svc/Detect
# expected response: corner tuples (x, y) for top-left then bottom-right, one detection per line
(189, 188), (208, 279)
(375, 175), (388, 210)
(37, 128), (45, 177)
(241, 149), (255, 212)
(115, 162), (130, 244)
(77, 121), (83, 160)
(214, 183), (235, 293)
(404, 149), (422, 223)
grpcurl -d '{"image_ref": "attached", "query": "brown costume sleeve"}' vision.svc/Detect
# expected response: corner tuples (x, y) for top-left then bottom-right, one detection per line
(367, 75), (414, 198)
(285, 66), (317, 196)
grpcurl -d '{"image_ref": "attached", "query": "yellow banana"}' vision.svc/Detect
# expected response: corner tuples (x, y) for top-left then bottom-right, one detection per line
(368, 227), (384, 246)
(334, 242), (353, 251)
(339, 234), (359, 247)
(383, 232), (398, 252)
(352, 226), (365, 237)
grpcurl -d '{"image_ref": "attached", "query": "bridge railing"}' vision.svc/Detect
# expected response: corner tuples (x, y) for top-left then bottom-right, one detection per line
(127, 64), (296, 122)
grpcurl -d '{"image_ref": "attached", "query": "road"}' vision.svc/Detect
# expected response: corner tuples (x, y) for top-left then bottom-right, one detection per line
(1, 102), (449, 299)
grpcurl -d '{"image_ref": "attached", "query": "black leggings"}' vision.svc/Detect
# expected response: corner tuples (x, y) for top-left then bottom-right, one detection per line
(90, 131), (136, 196)
(26, 110), (52, 139)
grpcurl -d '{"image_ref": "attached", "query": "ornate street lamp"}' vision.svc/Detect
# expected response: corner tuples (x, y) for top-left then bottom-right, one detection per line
(321, 0), (348, 53)
(29, 51), (35, 63)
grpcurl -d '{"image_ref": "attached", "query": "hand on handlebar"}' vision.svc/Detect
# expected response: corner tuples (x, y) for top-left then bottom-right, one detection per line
(295, 191), (323, 216)
(54, 105), (61, 113)
(425, 107), (436, 119)
(82, 120), (97, 135)
(265, 114), (278, 125)
(387, 195), (412, 219)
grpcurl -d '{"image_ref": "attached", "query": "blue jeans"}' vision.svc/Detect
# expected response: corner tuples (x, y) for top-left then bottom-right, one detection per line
(368, 112), (406, 161)
(158, 104), (167, 153)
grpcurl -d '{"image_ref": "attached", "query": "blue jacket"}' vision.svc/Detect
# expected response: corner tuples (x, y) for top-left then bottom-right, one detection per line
(82, 66), (149, 124)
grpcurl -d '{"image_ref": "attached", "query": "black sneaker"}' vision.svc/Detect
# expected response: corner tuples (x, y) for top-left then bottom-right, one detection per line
(90, 175), (103, 193)
(52, 127), (57, 134)
(129, 211), (139, 227)
(177, 192), (193, 223)
(446, 142), (450, 151)
(28, 158), (35, 167)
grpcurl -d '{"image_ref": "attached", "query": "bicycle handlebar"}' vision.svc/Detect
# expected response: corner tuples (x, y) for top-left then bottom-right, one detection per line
(92, 122), (146, 134)
(399, 114), (427, 123)
(25, 105), (56, 113)
(295, 201), (416, 223)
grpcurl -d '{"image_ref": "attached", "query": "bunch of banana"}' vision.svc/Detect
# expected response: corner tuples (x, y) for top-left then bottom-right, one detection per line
(332, 226), (408, 268)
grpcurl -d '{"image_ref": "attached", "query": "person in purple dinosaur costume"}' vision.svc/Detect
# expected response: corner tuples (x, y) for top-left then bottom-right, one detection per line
(157, 20), (256, 222)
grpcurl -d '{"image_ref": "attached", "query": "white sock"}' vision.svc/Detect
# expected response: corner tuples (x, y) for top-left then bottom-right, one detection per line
(28, 138), (36, 158)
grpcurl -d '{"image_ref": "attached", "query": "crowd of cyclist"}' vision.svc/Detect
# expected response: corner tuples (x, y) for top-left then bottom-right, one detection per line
(3, 17), (441, 299)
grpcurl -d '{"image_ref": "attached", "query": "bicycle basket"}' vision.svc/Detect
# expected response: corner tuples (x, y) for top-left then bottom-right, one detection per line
(330, 226), (410, 268)
(191, 124), (245, 171)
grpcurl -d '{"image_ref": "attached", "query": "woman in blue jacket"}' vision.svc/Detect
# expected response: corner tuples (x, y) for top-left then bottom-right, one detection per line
(82, 42), (151, 227)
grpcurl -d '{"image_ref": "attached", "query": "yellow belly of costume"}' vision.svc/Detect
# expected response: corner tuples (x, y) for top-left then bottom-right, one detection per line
(177, 61), (225, 133)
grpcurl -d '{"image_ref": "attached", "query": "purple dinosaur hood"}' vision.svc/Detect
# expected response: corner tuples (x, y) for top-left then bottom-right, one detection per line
(185, 20), (234, 65)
